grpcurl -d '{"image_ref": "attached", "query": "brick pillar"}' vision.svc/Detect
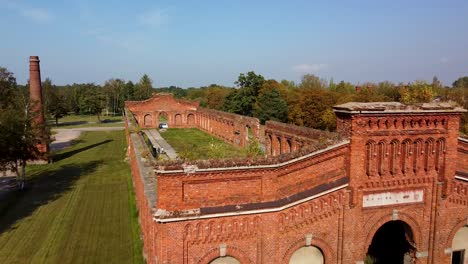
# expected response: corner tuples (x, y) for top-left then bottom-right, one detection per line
(29, 56), (49, 157)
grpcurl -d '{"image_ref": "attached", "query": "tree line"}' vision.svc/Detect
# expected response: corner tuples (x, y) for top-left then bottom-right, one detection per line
(184, 73), (468, 134)
(19, 70), (468, 134)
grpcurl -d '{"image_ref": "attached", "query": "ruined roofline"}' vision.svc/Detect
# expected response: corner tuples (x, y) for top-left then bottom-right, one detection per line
(198, 107), (260, 123)
(333, 101), (467, 114)
(154, 139), (348, 173)
(124, 93), (200, 108)
(265, 120), (339, 141)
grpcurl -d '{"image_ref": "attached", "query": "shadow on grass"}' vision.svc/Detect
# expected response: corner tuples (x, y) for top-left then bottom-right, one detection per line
(55, 121), (88, 127)
(0, 160), (103, 234)
(101, 119), (122, 124)
(53, 140), (113, 162)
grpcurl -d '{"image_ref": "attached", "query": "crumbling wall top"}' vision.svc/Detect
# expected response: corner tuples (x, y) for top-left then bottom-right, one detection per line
(265, 120), (339, 141)
(334, 101), (466, 114)
(198, 108), (260, 124)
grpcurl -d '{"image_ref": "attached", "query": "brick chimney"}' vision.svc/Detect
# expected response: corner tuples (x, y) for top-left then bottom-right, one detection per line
(29, 56), (49, 157)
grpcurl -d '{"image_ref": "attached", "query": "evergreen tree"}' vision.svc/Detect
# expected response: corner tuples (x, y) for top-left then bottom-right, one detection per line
(254, 88), (288, 124)
(135, 74), (153, 100)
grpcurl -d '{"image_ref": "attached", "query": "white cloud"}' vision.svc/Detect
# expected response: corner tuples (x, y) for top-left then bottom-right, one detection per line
(20, 8), (52, 22)
(1, 1), (52, 22)
(439, 56), (449, 64)
(292, 63), (328, 73)
(85, 28), (146, 51)
(138, 9), (168, 27)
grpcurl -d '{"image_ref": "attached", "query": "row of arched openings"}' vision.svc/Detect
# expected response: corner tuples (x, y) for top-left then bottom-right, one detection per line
(365, 138), (446, 177)
(267, 134), (293, 156)
(142, 112), (195, 127)
(208, 246), (324, 264)
(207, 222), (467, 263)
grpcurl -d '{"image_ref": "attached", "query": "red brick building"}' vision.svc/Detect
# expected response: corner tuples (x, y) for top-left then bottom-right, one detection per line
(125, 96), (468, 264)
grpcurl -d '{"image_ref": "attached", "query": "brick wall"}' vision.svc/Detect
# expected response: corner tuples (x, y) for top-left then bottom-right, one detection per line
(125, 102), (468, 264)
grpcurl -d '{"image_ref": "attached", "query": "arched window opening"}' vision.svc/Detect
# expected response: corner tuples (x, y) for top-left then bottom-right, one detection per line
(144, 114), (152, 127)
(285, 139), (292, 154)
(277, 136), (283, 155)
(401, 140), (412, 175)
(289, 246), (324, 264)
(366, 141), (376, 177)
(209, 256), (240, 264)
(435, 138), (445, 172)
(452, 226), (468, 264)
(377, 141), (386, 176)
(389, 140), (400, 175)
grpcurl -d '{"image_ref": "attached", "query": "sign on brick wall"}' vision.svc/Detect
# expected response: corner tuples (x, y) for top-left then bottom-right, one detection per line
(363, 190), (424, 208)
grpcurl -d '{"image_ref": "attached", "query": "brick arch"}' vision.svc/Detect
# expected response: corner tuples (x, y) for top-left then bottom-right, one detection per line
(197, 245), (253, 264)
(363, 212), (422, 259)
(144, 113), (152, 127)
(174, 113), (183, 125)
(281, 236), (334, 264)
(187, 113), (195, 125)
(444, 217), (468, 249)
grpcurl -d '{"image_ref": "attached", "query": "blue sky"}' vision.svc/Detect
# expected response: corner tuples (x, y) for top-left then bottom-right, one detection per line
(1, 0), (467, 87)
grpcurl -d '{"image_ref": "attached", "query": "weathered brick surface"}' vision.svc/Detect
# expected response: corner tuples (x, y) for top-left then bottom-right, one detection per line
(125, 101), (468, 264)
(125, 94), (261, 147)
(197, 108), (260, 148)
(264, 121), (339, 156)
(125, 93), (199, 128)
(29, 56), (49, 157)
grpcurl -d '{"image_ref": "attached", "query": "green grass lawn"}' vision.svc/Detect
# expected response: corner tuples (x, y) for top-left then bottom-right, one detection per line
(0, 131), (143, 263)
(49, 114), (124, 128)
(160, 128), (248, 160)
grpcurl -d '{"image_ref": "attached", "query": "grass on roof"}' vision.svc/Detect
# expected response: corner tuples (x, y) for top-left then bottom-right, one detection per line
(0, 131), (143, 263)
(160, 128), (249, 160)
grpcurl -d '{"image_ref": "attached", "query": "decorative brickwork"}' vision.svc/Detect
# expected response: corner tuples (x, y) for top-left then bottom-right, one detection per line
(125, 100), (468, 263)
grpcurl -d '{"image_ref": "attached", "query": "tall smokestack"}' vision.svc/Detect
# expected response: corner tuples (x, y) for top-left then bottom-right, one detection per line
(29, 56), (49, 156)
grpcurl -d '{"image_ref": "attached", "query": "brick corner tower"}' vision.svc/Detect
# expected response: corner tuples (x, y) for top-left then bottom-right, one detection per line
(29, 56), (49, 159)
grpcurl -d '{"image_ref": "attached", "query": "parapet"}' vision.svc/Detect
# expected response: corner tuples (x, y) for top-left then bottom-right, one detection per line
(334, 102), (466, 114)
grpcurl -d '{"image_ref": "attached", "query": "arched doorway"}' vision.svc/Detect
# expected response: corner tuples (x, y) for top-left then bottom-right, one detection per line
(187, 113), (195, 125)
(366, 220), (416, 264)
(285, 139), (292, 153)
(289, 246), (324, 264)
(277, 136), (283, 155)
(159, 111), (168, 122)
(267, 135), (273, 155)
(452, 225), (468, 264)
(209, 256), (240, 264)
(144, 114), (152, 127)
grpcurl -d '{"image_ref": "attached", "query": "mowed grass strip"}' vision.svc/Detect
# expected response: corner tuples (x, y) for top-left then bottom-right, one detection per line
(160, 128), (248, 160)
(0, 131), (143, 264)
(50, 114), (124, 129)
